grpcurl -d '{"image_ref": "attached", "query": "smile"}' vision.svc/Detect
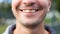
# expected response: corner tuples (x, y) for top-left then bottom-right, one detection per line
(17, 5), (43, 13)
(18, 9), (40, 13)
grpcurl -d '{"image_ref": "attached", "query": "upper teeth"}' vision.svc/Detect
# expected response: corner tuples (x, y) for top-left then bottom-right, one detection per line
(22, 10), (36, 13)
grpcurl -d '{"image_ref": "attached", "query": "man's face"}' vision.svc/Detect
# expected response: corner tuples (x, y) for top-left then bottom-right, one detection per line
(12, 0), (51, 26)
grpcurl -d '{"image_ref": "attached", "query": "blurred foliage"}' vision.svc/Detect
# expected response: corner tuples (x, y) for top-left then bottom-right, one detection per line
(0, 2), (11, 15)
(56, 0), (60, 13)
(0, 1), (14, 18)
(0, 25), (7, 34)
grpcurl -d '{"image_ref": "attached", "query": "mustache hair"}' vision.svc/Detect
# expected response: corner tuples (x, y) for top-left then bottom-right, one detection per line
(16, 4), (43, 11)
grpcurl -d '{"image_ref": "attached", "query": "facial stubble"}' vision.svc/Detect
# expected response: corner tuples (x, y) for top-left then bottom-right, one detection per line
(18, 12), (47, 29)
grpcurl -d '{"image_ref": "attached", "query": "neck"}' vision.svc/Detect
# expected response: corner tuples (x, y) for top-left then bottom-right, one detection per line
(13, 20), (49, 34)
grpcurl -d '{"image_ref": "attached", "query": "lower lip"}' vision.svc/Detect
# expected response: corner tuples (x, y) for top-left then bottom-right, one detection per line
(20, 11), (40, 17)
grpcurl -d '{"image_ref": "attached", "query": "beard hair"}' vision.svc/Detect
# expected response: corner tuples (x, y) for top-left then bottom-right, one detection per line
(20, 19), (41, 29)
(19, 12), (47, 29)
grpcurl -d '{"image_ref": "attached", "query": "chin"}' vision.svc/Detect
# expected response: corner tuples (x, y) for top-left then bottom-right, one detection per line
(19, 19), (41, 28)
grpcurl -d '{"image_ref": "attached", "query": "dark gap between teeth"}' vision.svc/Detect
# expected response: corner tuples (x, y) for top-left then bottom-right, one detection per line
(18, 9), (23, 11)
(20, 9), (23, 11)
(18, 8), (40, 12)
(35, 9), (40, 11)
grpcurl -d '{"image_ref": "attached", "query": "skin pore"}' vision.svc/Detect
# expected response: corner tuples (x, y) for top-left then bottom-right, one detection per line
(12, 0), (51, 34)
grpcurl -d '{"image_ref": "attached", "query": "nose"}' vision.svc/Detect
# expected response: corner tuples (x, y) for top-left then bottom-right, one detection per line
(22, 0), (36, 6)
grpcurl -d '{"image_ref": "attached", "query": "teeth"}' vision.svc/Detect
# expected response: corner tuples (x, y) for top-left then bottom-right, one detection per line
(23, 10), (36, 13)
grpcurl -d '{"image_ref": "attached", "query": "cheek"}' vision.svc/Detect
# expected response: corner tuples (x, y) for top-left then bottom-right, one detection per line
(12, 0), (22, 17)
(37, 0), (48, 8)
(12, 0), (22, 8)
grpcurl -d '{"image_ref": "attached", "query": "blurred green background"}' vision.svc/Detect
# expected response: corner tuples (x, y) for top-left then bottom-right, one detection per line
(0, 0), (60, 34)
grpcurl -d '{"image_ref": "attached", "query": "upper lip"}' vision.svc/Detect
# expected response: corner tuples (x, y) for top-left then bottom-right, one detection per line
(17, 7), (40, 10)
(17, 5), (41, 10)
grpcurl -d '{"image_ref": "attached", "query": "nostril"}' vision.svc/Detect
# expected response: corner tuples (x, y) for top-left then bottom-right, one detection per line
(24, 3), (26, 4)
(24, 2), (35, 6)
(30, 3), (35, 6)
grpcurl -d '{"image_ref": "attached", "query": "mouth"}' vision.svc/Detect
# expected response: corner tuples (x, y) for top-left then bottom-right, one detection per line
(18, 9), (40, 13)
(17, 7), (43, 13)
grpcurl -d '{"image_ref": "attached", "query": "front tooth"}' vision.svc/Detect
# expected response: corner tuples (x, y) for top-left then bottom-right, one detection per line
(23, 10), (36, 12)
(32, 10), (36, 12)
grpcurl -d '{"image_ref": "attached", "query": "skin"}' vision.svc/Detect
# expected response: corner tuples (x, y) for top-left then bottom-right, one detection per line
(11, 0), (51, 34)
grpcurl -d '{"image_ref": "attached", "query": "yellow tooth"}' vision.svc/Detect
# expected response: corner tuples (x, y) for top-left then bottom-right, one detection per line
(23, 10), (35, 12)
(26, 10), (30, 12)
(32, 10), (35, 12)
